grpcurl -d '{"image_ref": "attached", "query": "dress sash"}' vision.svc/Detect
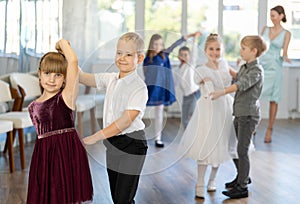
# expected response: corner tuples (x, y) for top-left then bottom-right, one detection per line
(38, 127), (75, 139)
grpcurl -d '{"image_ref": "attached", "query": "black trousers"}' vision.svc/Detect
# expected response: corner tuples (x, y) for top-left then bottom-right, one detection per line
(104, 130), (148, 204)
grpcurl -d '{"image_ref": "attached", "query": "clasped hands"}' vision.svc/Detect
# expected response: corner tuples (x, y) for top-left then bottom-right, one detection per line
(82, 133), (102, 145)
(201, 78), (225, 100)
(209, 89), (225, 100)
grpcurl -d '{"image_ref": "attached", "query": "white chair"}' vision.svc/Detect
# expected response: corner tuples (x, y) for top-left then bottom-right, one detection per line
(9, 72), (41, 110)
(0, 80), (33, 170)
(83, 86), (105, 118)
(76, 84), (97, 136)
(94, 93), (105, 121)
(10, 72), (96, 137)
(0, 120), (14, 172)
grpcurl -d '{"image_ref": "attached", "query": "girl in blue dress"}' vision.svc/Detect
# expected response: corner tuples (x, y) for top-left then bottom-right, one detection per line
(143, 33), (193, 147)
(260, 5), (291, 143)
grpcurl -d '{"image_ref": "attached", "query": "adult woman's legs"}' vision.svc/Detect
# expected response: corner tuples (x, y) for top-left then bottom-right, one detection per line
(264, 101), (278, 143)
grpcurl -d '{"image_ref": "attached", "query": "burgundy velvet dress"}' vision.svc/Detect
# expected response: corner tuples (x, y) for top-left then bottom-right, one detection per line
(26, 91), (93, 204)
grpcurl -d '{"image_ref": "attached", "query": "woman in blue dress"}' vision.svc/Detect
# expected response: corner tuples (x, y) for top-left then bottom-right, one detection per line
(260, 5), (291, 143)
(143, 33), (194, 147)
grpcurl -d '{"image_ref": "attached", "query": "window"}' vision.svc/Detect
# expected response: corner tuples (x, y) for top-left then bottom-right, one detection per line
(222, 0), (258, 61)
(95, 0), (136, 60)
(0, 1), (6, 53)
(0, 0), (61, 56)
(22, 1), (35, 53)
(187, 0), (219, 35)
(187, 0), (219, 62)
(0, 0), (20, 54)
(144, 0), (182, 60)
(98, 0), (136, 44)
(23, 0), (62, 54)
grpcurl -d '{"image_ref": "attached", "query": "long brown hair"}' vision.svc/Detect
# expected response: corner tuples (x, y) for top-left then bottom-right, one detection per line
(145, 34), (165, 63)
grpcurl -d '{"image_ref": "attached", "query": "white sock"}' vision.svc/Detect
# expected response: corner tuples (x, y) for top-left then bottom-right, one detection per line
(197, 163), (207, 187)
(209, 166), (219, 181)
(154, 105), (164, 141)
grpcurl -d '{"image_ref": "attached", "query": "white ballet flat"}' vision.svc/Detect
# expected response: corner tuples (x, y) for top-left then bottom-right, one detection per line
(207, 180), (217, 192)
(195, 185), (205, 198)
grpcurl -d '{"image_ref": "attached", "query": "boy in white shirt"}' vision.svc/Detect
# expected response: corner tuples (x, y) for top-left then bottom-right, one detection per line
(79, 32), (148, 204)
(177, 31), (201, 128)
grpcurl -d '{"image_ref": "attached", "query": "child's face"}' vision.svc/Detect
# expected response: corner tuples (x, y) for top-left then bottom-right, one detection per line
(205, 41), (222, 62)
(240, 44), (256, 62)
(39, 70), (65, 93)
(178, 50), (190, 64)
(151, 38), (164, 54)
(115, 39), (144, 77)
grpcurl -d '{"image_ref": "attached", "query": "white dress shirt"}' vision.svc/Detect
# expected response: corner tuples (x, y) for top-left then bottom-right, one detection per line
(94, 70), (148, 135)
(177, 42), (199, 96)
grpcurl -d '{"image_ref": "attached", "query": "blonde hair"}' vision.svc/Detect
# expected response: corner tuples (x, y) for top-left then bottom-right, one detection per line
(204, 33), (223, 50)
(241, 35), (267, 57)
(119, 32), (144, 55)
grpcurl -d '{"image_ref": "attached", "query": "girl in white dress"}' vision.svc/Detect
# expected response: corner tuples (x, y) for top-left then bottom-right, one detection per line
(178, 34), (237, 198)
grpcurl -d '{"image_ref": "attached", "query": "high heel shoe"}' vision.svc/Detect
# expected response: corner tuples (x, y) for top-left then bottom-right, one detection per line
(264, 128), (272, 143)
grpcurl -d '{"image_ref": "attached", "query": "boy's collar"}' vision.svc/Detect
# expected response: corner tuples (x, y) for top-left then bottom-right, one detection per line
(244, 59), (258, 68)
(117, 70), (137, 84)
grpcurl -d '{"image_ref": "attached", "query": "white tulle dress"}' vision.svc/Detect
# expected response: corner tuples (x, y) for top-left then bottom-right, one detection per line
(178, 59), (238, 166)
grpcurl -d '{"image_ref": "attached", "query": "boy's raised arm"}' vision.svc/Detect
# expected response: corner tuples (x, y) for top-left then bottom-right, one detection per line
(78, 67), (97, 88)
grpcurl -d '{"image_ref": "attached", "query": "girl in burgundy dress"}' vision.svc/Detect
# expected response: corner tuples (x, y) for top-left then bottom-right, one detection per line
(26, 39), (93, 204)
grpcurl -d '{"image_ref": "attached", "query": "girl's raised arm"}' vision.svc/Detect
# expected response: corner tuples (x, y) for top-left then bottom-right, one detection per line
(55, 39), (79, 109)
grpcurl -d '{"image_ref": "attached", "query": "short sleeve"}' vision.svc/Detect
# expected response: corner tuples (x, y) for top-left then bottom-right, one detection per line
(218, 59), (232, 87)
(194, 65), (205, 85)
(94, 73), (116, 91)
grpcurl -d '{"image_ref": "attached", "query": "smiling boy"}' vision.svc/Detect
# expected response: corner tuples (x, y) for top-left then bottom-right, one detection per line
(79, 32), (148, 204)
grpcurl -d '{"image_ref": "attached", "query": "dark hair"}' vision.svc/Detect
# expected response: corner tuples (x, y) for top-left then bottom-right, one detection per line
(146, 34), (165, 63)
(179, 46), (190, 54)
(271, 5), (287, 23)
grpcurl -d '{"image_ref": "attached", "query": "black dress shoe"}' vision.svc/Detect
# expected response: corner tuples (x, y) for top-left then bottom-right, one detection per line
(222, 185), (248, 199)
(225, 176), (252, 188)
(155, 140), (164, 148)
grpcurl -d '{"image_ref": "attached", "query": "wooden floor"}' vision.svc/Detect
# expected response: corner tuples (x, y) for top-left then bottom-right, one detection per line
(1, 118), (300, 204)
